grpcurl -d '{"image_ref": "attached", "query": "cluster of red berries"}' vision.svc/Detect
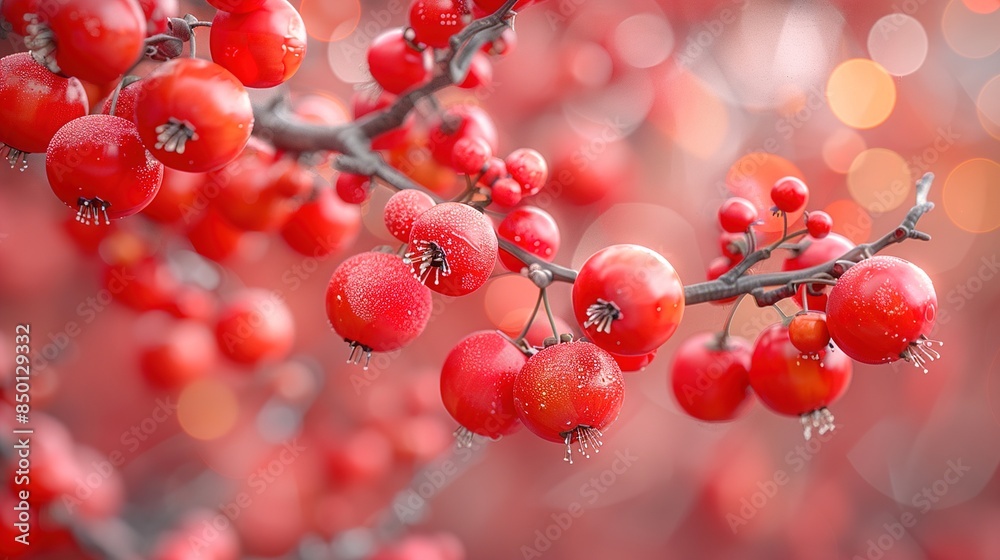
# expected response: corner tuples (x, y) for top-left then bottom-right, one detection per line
(673, 178), (941, 438)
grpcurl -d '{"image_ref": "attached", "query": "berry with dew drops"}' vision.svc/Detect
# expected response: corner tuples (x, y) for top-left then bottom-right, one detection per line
(748, 322), (852, 440)
(326, 251), (433, 369)
(440, 331), (526, 447)
(513, 340), (624, 464)
(46, 115), (163, 225)
(408, 0), (470, 49)
(0, 53), (88, 170)
(788, 311), (831, 354)
(497, 206), (560, 272)
(384, 189), (436, 243)
(427, 104), (499, 167)
(572, 244), (684, 356)
(209, 0), (307, 88)
(405, 202), (498, 296)
(826, 256), (942, 371)
(367, 27), (433, 95)
(504, 148), (548, 197)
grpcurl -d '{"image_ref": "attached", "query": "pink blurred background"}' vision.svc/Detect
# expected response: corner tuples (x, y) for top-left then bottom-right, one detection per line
(2, 0), (1000, 558)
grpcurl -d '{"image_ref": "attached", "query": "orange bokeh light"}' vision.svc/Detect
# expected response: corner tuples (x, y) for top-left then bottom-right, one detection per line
(300, 0), (361, 42)
(826, 59), (897, 129)
(822, 129), (868, 174)
(824, 199), (872, 245)
(847, 148), (911, 213)
(178, 379), (240, 440)
(943, 158), (1000, 233)
(976, 74), (1000, 140)
(942, 0), (1000, 58)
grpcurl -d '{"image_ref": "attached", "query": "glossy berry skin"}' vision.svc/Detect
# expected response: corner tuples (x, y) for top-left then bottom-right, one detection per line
(27, 0), (146, 86)
(748, 322), (852, 417)
(408, 0), (469, 49)
(782, 233), (855, 312)
(1, 0), (35, 36)
(137, 0), (178, 36)
(826, 256), (937, 364)
(210, 0), (307, 88)
(489, 177), (521, 208)
(788, 312), (830, 354)
(326, 251), (432, 352)
(383, 189), (436, 242)
(440, 331), (525, 438)
(505, 148), (548, 197)
(0, 53), (88, 155)
(572, 244), (684, 356)
(100, 80), (141, 123)
(478, 156), (506, 187)
(280, 188), (361, 257)
(451, 136), (492, 174)
(206, 0), (267, 12)
(610, 349), (656, 373)
(770, 176), (809, 213)
(428, 104), (499, 167)
(513, 341), (624, 443)
(406, 202), (498, 296)
(367, 28), (432, 95)
(215, 289), (295, 365)
(335, 173), (371, 204)
(46, 115), (163, 223)
(497, 206), (560, 272)
(806, 211), (833, 239)
(718, 197), (758, 233)
(135, 58), (253, 173)
(670, 333), (753, 422)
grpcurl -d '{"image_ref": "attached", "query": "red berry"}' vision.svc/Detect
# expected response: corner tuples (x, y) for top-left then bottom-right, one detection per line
(805, 210), (833, 239)
(770, 176), (809, 213)
(513, 340), (624, 463)
(135, 58), (254, 173)
(335, 173), (372, 204)
(490, 177), (522, 208)
(427, 104), (498, 167)
(670, 333), (753, 421)
(326, 251), (433, 361)
(186, 206), (245, 262)
(46, 115), (163, 225)
(100, 80), (141, 123)
(827, 256), (940, 368)
(24, 0), (146, 86)
(719, 232), (745, 261)
(2, 0), (35, 36)
(209, 0), (307, 88)
(212, 156), (302, 232)
(406, 202), (498, 296)
(408, 0), (469, 49)
(477, 156), (506, 187)
(215, 289), (295, 365)
(106, 257), (178, 312)
(504, 148), (548, 197)
(280, 187), (361, 257)
(367, 28), (432, 95)
(473, 0), (535, 12)
(717, 197), (758, 233)
(497, 206), (560, 272)
(572, 244), (685, 355)
(610, 349), (657, 373)
(137, 0), (179, 36)
(788, 312), (831, 354)
(451, 136), (492, 174)
(206, 0), (267, 12)
(782, 233), (855, 312)
(139, 319), (217, 389)
(440, 331), (525, 443)
(0, 53), (88, 163)
(748, 322), (851, 437)
(383, 189), (436, 242)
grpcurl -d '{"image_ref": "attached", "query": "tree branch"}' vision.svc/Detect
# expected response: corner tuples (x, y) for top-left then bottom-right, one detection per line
(682, 173), (936, 306)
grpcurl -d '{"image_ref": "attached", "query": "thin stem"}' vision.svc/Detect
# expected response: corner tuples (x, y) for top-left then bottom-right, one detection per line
(514, 290), (544, 343)
(541, 288), (559, 338)
(718, 293), (747, 346)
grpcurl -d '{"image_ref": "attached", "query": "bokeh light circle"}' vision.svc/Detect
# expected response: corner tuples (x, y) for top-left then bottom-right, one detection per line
(612, 14), (674, 69)
(484, 274), (541, 333)
(827, 59), (897, 129)
(867, 14), (928, 76)
(942, 0), (1000, 58)
(963, 0), (1000, 13)
(178, 379), (240, 440)
(822, 128), (868, 174)
(976, 74), (1000, 140)
(943, 158), (1000, 232)
(301, 0), (361, 42)
(847, 148), (912, 213)
(824, 199), (872, 244)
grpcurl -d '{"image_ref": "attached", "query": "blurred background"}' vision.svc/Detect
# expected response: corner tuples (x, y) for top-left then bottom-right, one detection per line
(2, 0), (1000, 558)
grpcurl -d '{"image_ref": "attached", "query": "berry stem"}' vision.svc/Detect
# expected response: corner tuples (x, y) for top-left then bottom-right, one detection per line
(513, 289), (544, 343)
(541, 288), (559, 339)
